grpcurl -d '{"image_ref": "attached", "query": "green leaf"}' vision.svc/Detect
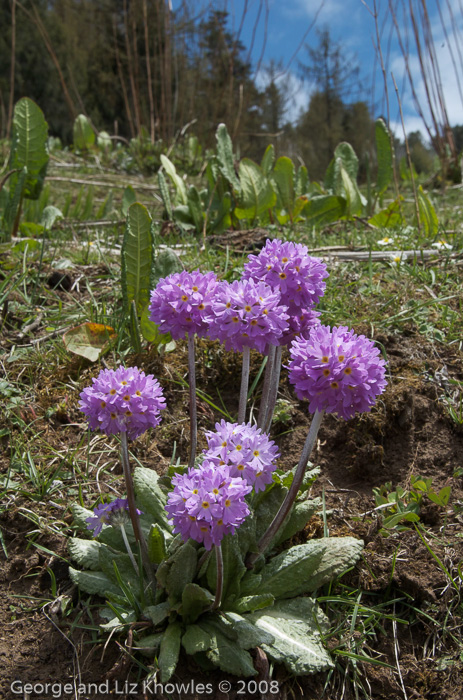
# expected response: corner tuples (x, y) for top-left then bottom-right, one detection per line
(9, 98), (49, 200)
(303, 194), (346, 226)
(158, 170), (173, 220)
(73, 114), (95, 151)
(218, 613), (275, 649)
(121, 203), (154, 316)
(239, 573), (262, 596)
(135, 633), (164, 656)
(246, 597), (333, 675)
(143, 602), (171, 626)
(375, 118), (393, 195)
(261, 144), (275, 176)
(97, 131), (112, 151)
(334, 142), (359, 182)
(182, 624), (213, 654)
(71, 504), (95, 531)
(207, 535), (246, 603)
(254, 484), (288, 542)
(302, 536), (364, 592)
(181, 583), (215, 624)
(383, 511), (420, 528)
(133, 467), (169, 529)
(227, 593), (275, 614)
(151, 248), (183, 287)
(2, 167), (27, 236)
(68, 538), (104, 570)
(148, 524), (167, 565)
(40, 205), (63, 231)
(216, 123), (240, 193)
(235, 159), (276, 222)
(417, 185), (439, 237)
(295, 165), (309, 197)
(339, 162), (363, 217)
(271, 157), (295, 219)
(62, 322), (116, 362)
(272, 498), (321, 547)
(98, 547), (139, 589)
(257, 542), (326, 599)
(121, 186), (137, 217)
(160, 155), (188, 205)
(198, 620), (256, 676)
(68, 567), (121, 597)
(187, 185), (204, 234)
(166, 542), (198, 604)
(158, 621), (182, 682)
(368, 197), (403, 227)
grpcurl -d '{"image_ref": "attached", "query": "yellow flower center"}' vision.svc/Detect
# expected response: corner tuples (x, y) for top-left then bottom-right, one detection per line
(202, 501), (210, 509)
(192, 286), (198, 292)
(225, 499), (231, 507)
(181, 295), (188, 301)
(100, 401), (106, 408)
(338, 355), (345, 362)
(250, 319), (258, 326)
(344, 367), (352, 375)
(279, 272), (287, 279)
(245, 305), (252, 312)
(124, 394), (130, 401)
(253, 450), (259, 456)
(323, 369), (330, 377)
(331, 382), (339, 389)
(135, 390), (141, 396)
(322, 356), (329, 363)
(198, 303), (205, 310)
(110, 389), (116, 395)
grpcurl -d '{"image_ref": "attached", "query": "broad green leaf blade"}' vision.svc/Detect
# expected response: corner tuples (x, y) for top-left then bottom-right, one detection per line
(235, 159), (276, 222)
(157, 171), (173, 220)
(216, 123), (241, 193)
(207, 535), (246, 603)
(246, 597), (333, 675)
(272, 498), (321, 548)
(166, 542), (198, 604)
(3, 167), (27, 235)
(160, 154), (188, 205)
(133, 467), (169, 529)
(340, 162), (362, 217)
(261, 144), (275, 176)
(73, 114), (95, 151)
(375, 118), (393, 195)
(417, 185), (438, 237)
(182, 624), (214, 654)
(303, 536), (364, 592)
(151, 248), (183, 286)
(181, 583), (215, 624)
(147, 524), (167, 565)
(9, 98), (49, 200)
(136, 633), (163, 656)
(158, 621), (182, 682)
(71, 504), (95, 531)
(187, 185), (204, 234)
(62, 322), (116, 362)
(68, 567), (121, 597)
(334, 142), (359, 182)
(143, 602), (171, 626)
(99, 547), (139, 589)
(121, 203), (153, 316)
(257, 541), (326, 599)
(368, 197), (403, 227)
(122, 186), (137, 217)
(198, 620), (257, 676)
(303, 194), (346, 226)
(295, 165), (309, 196)
(228, 593), (275, 614)
(221, 612), (275, 649)
(271, 157), (295, 218)
(40, 205), (63, 231)
(68, 538), (104, 570)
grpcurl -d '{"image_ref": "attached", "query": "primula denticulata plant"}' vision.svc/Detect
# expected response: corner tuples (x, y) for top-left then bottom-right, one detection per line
(70, 238), (387, 681)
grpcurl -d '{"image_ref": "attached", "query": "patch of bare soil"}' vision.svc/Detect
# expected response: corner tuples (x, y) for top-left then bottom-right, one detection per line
(1, 331), (463, 699)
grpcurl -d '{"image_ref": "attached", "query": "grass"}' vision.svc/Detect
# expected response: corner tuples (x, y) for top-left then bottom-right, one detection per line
(1, 151), (463, 697)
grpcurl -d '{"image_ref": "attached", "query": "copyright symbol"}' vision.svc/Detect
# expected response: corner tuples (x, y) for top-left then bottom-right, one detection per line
(218, 680), (231, 692)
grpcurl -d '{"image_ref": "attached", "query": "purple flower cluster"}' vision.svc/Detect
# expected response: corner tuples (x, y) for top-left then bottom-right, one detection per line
(244, 239), (328, 309)
(149, 270), (219, 340)
(208, 279), (289, 353)
(204, 420), (279, 492)
(86, 498), (142, 536)
(243, 239), (328, 346)
(165, 462), (251, 549)
(288, 325), (387, 420)
(79, 366), (166, 440)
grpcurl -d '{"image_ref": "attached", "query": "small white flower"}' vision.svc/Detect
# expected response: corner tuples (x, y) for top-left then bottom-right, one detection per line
(432, 240), (452, 250)
(389, 251), (408, 266)
(378, 236), (394, 246)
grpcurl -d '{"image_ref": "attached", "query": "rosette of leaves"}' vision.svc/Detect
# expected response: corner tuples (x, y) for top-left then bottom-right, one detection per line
(69, 465), (363, 682)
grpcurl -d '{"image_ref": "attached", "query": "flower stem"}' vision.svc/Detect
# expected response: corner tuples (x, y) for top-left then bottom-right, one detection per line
(211, 544), (223, 610)
(264, 345), (283, 432)
(238, 345), (251, 424)
(247, 409), (324, 567)
(120, 432), (155, 588)
(257, 345), (276, 430)
(187, 332), (197, 470)
(120, 523), (140, 577)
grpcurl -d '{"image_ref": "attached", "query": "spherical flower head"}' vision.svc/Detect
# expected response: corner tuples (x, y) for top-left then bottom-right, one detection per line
(208, 278), (288, 353)
(243, 239), (328, 309)
(165, 461), (251, 549)
(149, 270), (219, 340)
(79, 366), (166, 440)
(288, 325), (387, 420)
(204, 420), (280, 492)
(280, 305), (321, 346)
(86, 498), (143, 536)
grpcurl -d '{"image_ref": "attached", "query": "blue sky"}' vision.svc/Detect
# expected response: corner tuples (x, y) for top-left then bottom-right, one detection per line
(178, 0), (463, 139)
